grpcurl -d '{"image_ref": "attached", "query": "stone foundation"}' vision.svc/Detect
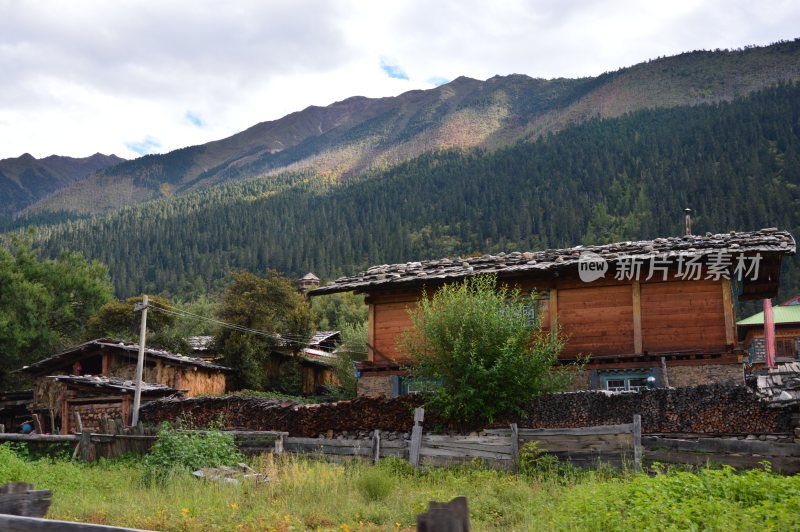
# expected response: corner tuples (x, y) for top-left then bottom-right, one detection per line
(667, 363), (743, 388)
(357, 375), (394, 398)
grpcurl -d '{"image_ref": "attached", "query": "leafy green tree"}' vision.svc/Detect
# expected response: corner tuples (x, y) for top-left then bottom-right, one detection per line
(403, 274), (570, 427)
(217, 270), (313, 390)
(0, 237), (112, 388)
(311, 292), (368, 331)
(85, 295), (175, 340)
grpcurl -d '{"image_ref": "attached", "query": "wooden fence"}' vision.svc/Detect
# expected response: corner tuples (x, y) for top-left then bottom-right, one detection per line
(485, 417), (642, 469)
(4, 410), (799, 474)
(642, 435), (800, 474)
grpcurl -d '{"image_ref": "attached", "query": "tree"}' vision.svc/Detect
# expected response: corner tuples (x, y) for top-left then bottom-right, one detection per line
(216, 270), (313, 390)
(84, 295), (191, 353)
(0, 237), (113, 388)
(403, 274), (571, 427)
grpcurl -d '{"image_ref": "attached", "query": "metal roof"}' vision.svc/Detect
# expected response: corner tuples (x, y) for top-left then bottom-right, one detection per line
(310, 228), (795, 296)
(737, 305), (800, 326)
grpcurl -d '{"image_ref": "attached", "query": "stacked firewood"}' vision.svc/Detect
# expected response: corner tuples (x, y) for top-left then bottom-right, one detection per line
(140, 395), (426, 436)
(140, 384), (795, 436)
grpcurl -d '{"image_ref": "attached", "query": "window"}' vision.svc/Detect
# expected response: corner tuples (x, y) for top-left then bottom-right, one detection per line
(599, 371), (654, 392)
(776, 337), (798, 358)
(749, 336), (800, 362)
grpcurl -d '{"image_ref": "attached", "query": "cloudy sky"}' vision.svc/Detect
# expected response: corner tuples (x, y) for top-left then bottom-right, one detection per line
(1, 0), (798, 160)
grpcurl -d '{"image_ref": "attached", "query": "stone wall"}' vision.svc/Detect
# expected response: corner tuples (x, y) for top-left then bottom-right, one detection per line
(357, 375), (394, 397)
(140, 384), (796, 436)
(666, 364), (743, 388)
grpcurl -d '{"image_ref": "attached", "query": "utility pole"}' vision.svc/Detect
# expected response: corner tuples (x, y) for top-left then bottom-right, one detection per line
(131, 295), (148, 426)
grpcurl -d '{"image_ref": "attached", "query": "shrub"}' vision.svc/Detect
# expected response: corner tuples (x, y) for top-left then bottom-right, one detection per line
(403, 274), (573, 427)
(0, 444), (34, 483)
(355, 468), (394, 502)
(518, 441), (559, 478)
(143, 423), (243, 483)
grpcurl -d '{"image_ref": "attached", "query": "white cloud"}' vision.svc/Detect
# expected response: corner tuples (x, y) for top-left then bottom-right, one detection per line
(0, 0), (798, 159)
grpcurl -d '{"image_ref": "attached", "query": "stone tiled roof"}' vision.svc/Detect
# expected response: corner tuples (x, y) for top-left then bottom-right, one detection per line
(755, 362), (800, 406)
(311, 228), (795, 295)
(49, 375), (182, 395)
(21, 339), (232, 375)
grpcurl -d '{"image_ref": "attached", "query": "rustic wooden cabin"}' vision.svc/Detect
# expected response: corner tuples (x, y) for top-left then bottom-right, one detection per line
(265, 332), (342, 395)
(46, 376), (180, 434)
(20, 339), (231, 432)
(310, 228), (795, 397)
(738, 298), (800, 366)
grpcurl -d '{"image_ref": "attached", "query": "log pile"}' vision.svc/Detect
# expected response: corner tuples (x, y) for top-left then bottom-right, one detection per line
(139, 384), (796, 436)
(140, 395), (426, 436)
(513, 385), (795, 434)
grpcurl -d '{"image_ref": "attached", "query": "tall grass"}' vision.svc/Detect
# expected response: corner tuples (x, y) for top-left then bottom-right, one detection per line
(1, 444), (799, 531)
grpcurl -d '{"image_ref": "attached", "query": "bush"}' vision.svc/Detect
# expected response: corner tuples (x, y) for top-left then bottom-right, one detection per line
(143, 423), (243, 483)
(403, 274), (572, 426)
(518, 441), (560, 478)
(0, 444), (34, 483)
(355, 468), (394, 502)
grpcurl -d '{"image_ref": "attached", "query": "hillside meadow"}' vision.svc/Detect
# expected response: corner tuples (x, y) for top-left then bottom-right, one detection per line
(1, 444), (799, 531)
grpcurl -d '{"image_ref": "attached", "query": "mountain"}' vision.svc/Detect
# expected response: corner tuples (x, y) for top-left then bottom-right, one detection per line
(27, 82), (800, 303)
(0, 152), (125, 215)
(25, 39), (800, 215)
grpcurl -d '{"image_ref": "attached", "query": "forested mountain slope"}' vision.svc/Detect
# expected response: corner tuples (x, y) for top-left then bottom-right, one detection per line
(26, 40), (800, 215)
(0, 152), (125, 215)
(26, 82), (800, 301)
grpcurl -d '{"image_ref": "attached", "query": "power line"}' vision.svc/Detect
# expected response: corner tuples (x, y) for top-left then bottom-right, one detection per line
(147, 302), (312, 344)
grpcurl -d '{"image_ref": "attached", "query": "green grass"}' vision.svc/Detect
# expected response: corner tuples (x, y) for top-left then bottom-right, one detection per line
(1, 445), (799, 531)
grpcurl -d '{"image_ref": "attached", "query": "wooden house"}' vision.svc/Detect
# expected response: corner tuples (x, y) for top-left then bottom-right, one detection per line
(310, 228), (795, 397)
(20, 339), (231, 433)
(738, 298), (800, 365)
(265, 331), (342, 395)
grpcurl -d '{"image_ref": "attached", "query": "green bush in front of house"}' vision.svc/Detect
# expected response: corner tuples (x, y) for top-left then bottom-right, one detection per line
(403, 274), (574, 427)
(142, 422), (243, 483)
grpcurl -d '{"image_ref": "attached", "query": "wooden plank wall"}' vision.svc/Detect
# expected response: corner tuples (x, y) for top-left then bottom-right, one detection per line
(365, 276), (731, 365)
(640, 280), (726, 352)
(369, 292), (419, 364)
(558, 285), (635, 357)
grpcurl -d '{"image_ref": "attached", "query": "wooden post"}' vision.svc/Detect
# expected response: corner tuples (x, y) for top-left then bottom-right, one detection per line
(274, 433), (284, 455)
(660, 356), (670, 388)
(549, 289), (558, 340)
(131, 294), (149, 426)
(367, 303), (375, 362)
(510, 423), (519, 472)
(372, 429), (381, 464)
(417, 496), (471, 532)
(409, 407), (424, 468)
(632, 280), (643, 354)
(78, 430), (92, 462)
(721, 279), (735, 347)
(74, 412), (83, 434)
(633, 414), (642, 472)
(0, 424), (5, 434)
(31, 414), (42, 434)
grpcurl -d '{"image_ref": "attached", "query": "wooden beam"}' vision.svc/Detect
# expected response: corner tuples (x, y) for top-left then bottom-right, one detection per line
(632, 281), (643, 354)
(549, 288), (558, 338)
(368, 303), (376, 363)
(721, 279), (735, 347)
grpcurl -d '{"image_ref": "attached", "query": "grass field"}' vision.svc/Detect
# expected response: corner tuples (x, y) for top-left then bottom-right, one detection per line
(1, 443), (799, 531)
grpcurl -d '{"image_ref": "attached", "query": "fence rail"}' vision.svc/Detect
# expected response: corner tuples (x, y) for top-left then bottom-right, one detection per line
(4, 411), (798, 473)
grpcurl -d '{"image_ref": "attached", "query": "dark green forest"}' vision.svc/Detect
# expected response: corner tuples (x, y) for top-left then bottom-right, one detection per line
(13, 82), (800, 304)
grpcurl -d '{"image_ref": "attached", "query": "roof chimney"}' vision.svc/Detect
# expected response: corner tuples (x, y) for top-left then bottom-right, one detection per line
(684, 208), (693, 236)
